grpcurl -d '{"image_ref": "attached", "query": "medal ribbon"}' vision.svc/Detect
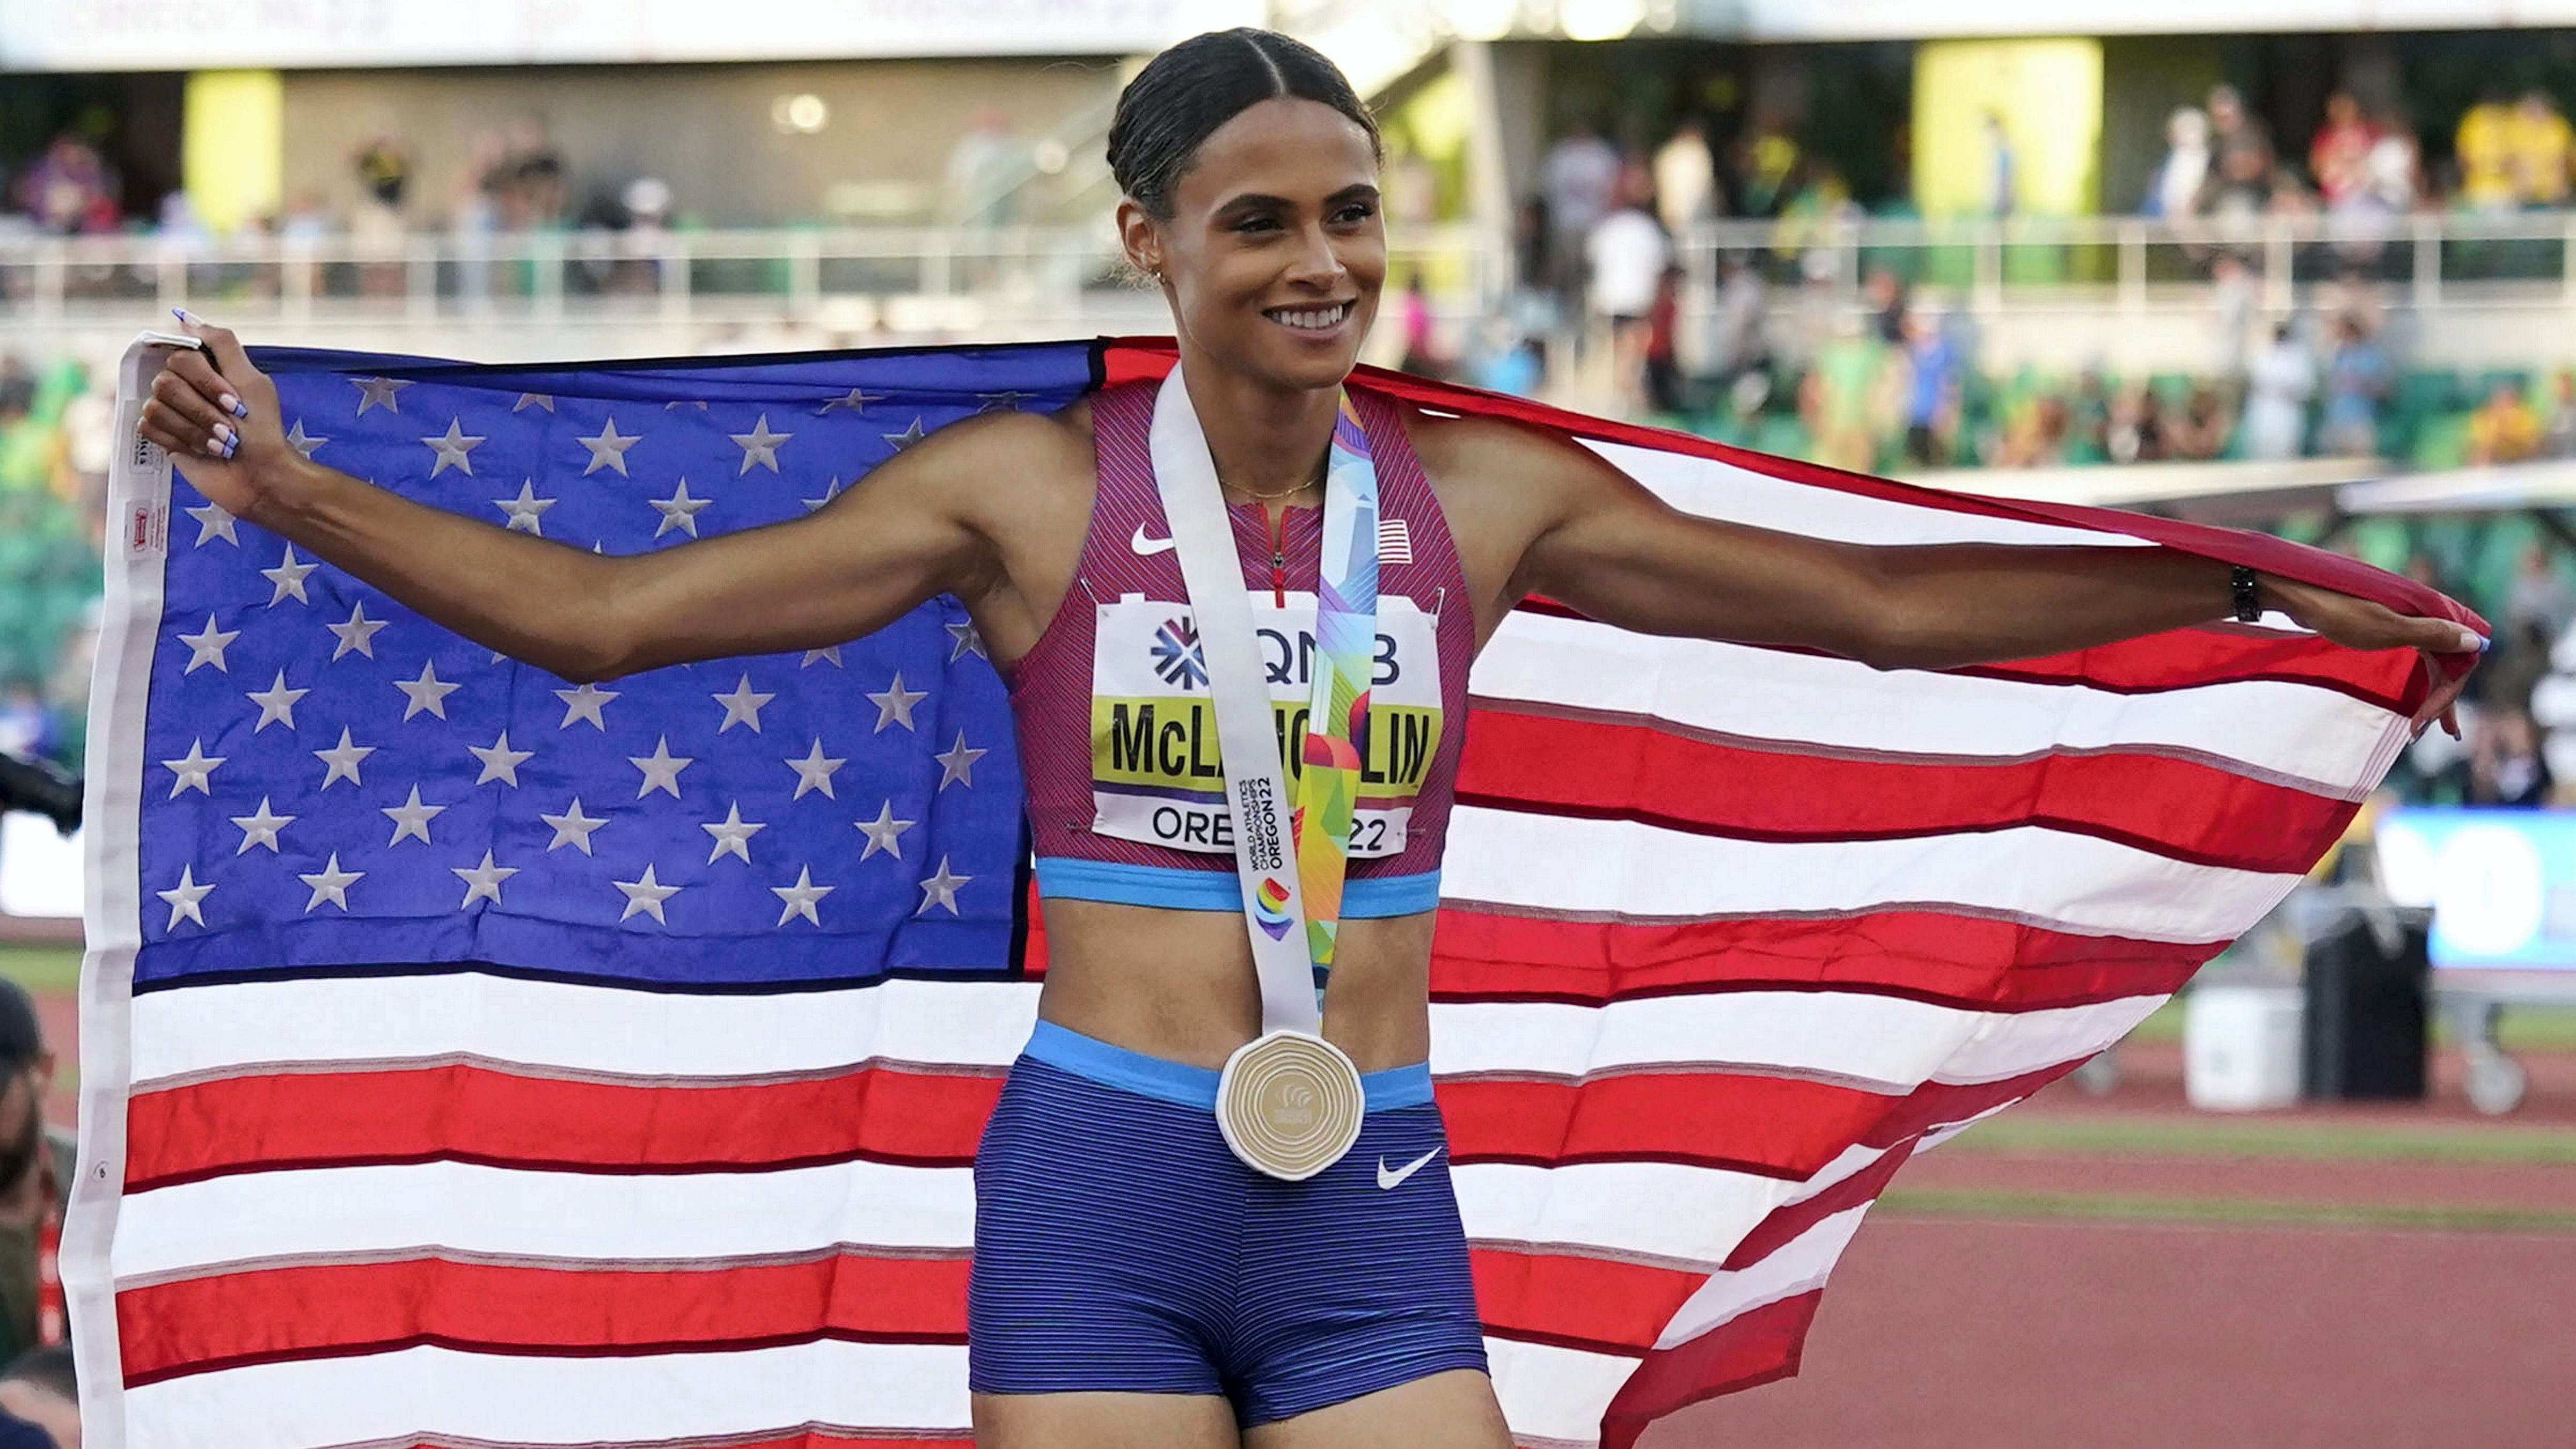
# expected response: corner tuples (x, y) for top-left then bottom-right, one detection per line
(1290, 394), (1380, 968)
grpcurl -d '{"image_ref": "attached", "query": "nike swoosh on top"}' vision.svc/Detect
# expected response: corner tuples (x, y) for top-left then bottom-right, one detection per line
(1377, 1146), (1440, 1190)
(1131, 525), (1177, 555)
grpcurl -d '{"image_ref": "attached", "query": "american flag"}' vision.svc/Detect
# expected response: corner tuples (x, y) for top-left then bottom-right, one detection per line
(68, 336), (2476, 1449)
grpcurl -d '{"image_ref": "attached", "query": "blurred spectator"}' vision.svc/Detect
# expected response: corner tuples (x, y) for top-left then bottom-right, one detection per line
(1462, 316), (1542, 398)
(1544, 120), (1623, 316)
(2456, 87), (2518, 214)
(1585, 191), (1670, 412)
(2209, 252), (2258, 380)
(1653, 119), (1718, 238)
(1994, 392), (2072, 469)
(1898, 307), (1962, 467)
(2067, 368), (2113, 462)
(2106, 382), (2169, 464)
(2309, 91), (2377, 208)
(2506, 542), (2570, 640)
(945, 107), (1022, 228)
(493, 114), (566, 230)
(1396, 273), (1448, 380)
(2466, 377), (2543, 465)
(1803, 313), (1901, 472)
(2544, 372), (2576, 458)
(0, 979), (68, 1372)
(11, 136), (116, 236)
(2145, 107), (2212, 219)
(2243, 322), (2315, 461)
(1707, 250), (1771, 383)
(1775, 162), (1861, 284)
(2207, 85), (2274, 182)
(2470, 706), (2552, 806)
(1981, 112), (2016, 218)
(2508, 89), (2574, 208)
(1642, 264), (1687, 415)
(0, 689), (49, 762)
(2167, 383), (2236, 461)
(1731, 114), (1802, 219)
(2317, 315), (2391, 456)
(0, 1346), (71, 1449)
(1862, 265), (1907, 345)
(350, 136), (412, 298)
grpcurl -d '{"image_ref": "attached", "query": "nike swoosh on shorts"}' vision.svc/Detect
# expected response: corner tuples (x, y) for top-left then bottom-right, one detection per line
(1377, 1146), (1440, 1190)
(1131, 525), (1177, 555)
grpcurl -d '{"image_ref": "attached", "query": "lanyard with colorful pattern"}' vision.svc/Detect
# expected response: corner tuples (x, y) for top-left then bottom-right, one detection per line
(1289, 392), (1381, 969)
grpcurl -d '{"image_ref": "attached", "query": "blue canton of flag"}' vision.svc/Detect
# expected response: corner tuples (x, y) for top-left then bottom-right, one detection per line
(135, 343), (1098, 991)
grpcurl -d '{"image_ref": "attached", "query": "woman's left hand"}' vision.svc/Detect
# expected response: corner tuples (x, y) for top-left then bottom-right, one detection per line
(2262, 575), (2484, 740)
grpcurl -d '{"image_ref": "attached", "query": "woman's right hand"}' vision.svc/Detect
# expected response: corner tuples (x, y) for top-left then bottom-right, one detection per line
(136, 312), (290, 522)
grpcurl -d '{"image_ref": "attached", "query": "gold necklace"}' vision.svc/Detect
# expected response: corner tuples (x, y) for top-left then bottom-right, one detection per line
(1220, 459), (1327, 502)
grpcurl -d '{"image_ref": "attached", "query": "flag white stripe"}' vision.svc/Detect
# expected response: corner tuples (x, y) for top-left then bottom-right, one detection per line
(1484, 1336), (1657, 1447)
(129, 975), (1042, 1087)
(123, 1341), (972, 1449)
(1653, 1205), (1872, 1350)
(1443, 809), (2299, 941)
(1474, 614), (2396, 794)
(1431, 992), (2163, 1093)
(1593, 440), (2152, 548)
(112, 1160), (974, 1280)
(133, 977), (2152, 1101)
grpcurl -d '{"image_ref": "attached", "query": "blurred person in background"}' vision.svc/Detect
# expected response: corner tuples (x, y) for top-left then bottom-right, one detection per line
(1994, 391), (2072, 469)
(1707, 249), (1770, 385)
(2309, 91), (2377, 208)
(1861, 265), (1907, 345)
(2470, 705), (2553, 806)
(1652, 118), (1717, 239)
(1730, 113), (1801, 219)
(2209, 251), (2259, 382)
(2167, 382), (2236, 462)
(0, 981), (69, 1374)
(350, 135), (412, 298)
(0, 1346), (72, 1448)
(1898, 306), (1962, 467)
(11, 136), (115, 237)
(2543, 371), (2576, 457)
(1584, 186), (1668, 413)
(2317, 314), (2391, 456)
(494, 114), (566, 231)
(2207, 85), (2274, 183)
(0, 686), (51, 762)
(1395, 273), (1447, 380)
(1542, 119), (1622, 325)
(2243, 321), (2315, 461)
(2106, 382), (2169, 465)
(2508, 89), (2575, 208)
(2144, 107), (2212, 219)
(1802, 312), (1899, 472)
(2505, 541), (2570, 641)
(1981, 112), (2016, 218)
(1641, 264), (1687, 416)
(2466, 377), (2543, 465)
(2456, 86), (2519, 214)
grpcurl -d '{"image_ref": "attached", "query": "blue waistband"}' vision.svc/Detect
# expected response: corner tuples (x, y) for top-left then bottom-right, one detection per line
(1036, 858), (1441, 917)
(1022, 1020), (1434, 1114)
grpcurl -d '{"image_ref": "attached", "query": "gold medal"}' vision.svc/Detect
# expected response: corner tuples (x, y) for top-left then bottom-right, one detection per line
(1215, 1030), (1365, 1181)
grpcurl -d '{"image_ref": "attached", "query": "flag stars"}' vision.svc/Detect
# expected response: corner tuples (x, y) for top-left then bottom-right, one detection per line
(421, 418), (486, 477)
(381, 784), (447, 845)
(613, 864), (681, 924)
(946, 620), (986, 662)
(917, 856), (971, 916)
(540, 797), (609, 854)
(713, 675), (775, 733)
(157, 865), (214, 931)
(785, 739), (847, 800)
(299, 853), (363, 912)
(649, 478), (711, 538)
(284, 419), (328, 458)
(314, 727), (376, 789)
(352, 376), (412, 415)
(577, 416), (641, 475)
(700, 802), (767, 865)
(185, 500), (238, 547)
(802, 646), (844, 669)
(513, 392), (555, 413)
(882, 416), (927, 451)
(731, 413), (792, 473)
(327, 601), (388, 660)
(935, 731), (986, 791)
(554, 682), (619, 730)
(394, 660), (462, 720)
(819, 386), (883, 414)
(245, 670), (308, 732)
(771, 866), (833, 927)
(230, 796), (294, 854)
(162, 739), (224, 797)
(468, 731), (534, 786)
(262, 544), (316, 605)
(177, 613), (239, 674)
(452, 851), (519, 908)
(857, 800), (914, 861)
(493, 481), (557, 536)
(867, 673), (927, 733)
(630, 736), (693, 799)
(800, 478), (844, 513)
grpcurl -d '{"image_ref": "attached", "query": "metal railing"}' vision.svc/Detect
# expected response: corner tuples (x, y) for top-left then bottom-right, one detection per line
(6, 209), (2576, 336)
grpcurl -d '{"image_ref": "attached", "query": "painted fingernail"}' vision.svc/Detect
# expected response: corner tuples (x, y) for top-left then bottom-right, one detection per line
(218, 393), (246, 419)
(211, 422), (234, 446)
(201, 435), (224, 457)
(171, 307), (200, 327)
(219, 435), (238, 460)
(2456, 627), (2486, 652)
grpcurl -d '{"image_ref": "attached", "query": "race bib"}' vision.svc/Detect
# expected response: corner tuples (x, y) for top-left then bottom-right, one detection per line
(1089, 591), (1443, 857)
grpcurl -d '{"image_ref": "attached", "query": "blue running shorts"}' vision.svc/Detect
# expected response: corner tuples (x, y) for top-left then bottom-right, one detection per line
(968, 1020), (1489, 1425)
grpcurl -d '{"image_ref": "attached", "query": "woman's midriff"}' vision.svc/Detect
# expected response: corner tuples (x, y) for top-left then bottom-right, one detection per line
(1031, 896), (1437, 1074)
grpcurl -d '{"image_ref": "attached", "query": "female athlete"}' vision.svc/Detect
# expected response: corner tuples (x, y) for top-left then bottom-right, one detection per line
(138, 28), (2473, 1449)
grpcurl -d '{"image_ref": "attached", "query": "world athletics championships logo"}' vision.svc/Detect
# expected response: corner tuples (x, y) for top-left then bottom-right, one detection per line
(1151, 617), (1208, 689)
(1253, 876), (1295, 939)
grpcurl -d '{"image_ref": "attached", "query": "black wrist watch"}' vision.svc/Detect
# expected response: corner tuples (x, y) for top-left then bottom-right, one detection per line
(2230, 565), (2262, 624)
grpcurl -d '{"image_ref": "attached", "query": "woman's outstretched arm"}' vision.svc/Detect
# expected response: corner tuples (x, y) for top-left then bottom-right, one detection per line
(138, 318), (1048, 682)
(1427, 413), (2480, 731)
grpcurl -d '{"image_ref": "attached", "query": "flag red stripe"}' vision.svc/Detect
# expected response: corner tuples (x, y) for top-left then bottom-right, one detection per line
(118, 1250), (971, 1387)
(1470, 1246), (1693, 1359)
(1430, 908), (2211, 1011)
(1598, 1290), (1825, 1449)
(1458, 705), (2357, 873)
(125, 1063), (1002, 1191)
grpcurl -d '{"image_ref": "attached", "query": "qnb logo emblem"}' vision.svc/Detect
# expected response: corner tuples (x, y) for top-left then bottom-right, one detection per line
(1252, 876), (1296, 939)
(1151, 617), (1208, 690)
